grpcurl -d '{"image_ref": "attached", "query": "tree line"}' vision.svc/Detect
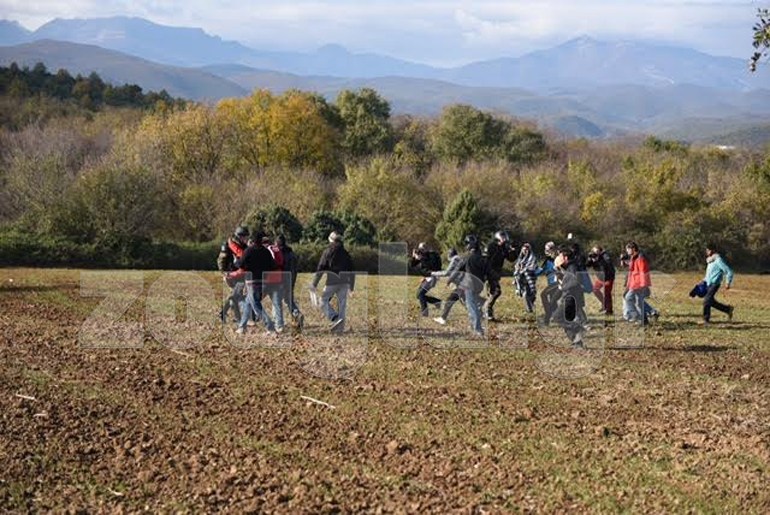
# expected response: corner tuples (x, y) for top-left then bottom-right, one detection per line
(0, 64), (768, 271)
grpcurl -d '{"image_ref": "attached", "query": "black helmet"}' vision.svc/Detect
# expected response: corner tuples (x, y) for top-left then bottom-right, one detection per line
(464, 234), (479, 249)
(235, 226), (250, 238)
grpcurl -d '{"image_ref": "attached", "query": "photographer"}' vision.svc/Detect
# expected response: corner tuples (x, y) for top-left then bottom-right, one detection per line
(586, 245), (616, 315)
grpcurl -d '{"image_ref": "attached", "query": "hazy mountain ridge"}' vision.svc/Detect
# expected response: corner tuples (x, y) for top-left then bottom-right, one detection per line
(2, 16), (770, 143)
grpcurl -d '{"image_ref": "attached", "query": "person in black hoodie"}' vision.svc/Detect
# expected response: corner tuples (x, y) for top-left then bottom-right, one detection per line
(484, 230), (516, 321)
(449, 235), (488, 337)
(553, 246), (587, 349)
(586, 245), (616, 315)
(226, 230), (277, 335)
(311, 231), (355, 333)
(410, 242), (442, 316)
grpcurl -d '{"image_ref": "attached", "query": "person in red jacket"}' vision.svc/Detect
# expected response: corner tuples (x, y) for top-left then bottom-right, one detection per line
(225, 231), (277, 335)
(622, 241), (653, 325)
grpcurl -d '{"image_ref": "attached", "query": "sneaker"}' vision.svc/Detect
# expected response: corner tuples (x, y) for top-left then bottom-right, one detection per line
(330, 317), (344, 331)
(296, 312), (305, 330)
(572, 340), (586, 350)
(650, 312), (660, 323)
(235, 327), (246, 335)
(264, 330), (278, 338)
(727, 306), (734, 322)
(275, 326), (284, 334)
(699, 319), (710, 327)
(247, 320), (257, 327)
(433, 316), (447, 325)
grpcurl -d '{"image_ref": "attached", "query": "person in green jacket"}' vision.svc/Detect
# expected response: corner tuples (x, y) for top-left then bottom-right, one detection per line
(702, 243), (735, 325)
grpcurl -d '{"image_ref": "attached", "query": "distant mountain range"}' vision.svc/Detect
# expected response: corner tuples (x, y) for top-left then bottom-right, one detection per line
(2, 16), (770, 144)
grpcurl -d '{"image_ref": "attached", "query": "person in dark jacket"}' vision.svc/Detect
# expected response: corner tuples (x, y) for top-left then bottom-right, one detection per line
(410, 242), (442, 316)
(275, 234), (304, 329)
(226, 230), (277, 335)
(587, 245), (616, 315)
(483, 230), (516, 321)
(218, 226), (249, 323)
(553, 246), (587, 349)
(537, 241), (560, 325)
(448, 235), (488, 337)
(311, 231), (355, 333)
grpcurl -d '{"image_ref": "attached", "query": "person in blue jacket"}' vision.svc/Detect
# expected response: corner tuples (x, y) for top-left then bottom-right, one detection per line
(702, 242), (735, 325)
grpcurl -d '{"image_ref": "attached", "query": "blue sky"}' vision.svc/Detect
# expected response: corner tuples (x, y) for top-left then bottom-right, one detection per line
(0, 0), (761, 65)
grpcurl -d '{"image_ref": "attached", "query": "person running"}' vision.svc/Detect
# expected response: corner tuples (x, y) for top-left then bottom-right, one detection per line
(448, 235), (488, 337)
(217, 226), (249, 323)
(537, 241), (560, 325)
(225, 230), (278, 336)
(409, 242), (443, 316)
(513, 243), (538, 313)
(701, 243), (735, 326)
(553, 246), (587, 349)
(432, 248), (464, 325)
(587, 245), (616, 315)
(483, 230), (516, 321)
(311, 231), (355, 333)
(275, 234), (304, 330)
(263, 234), (286, 333)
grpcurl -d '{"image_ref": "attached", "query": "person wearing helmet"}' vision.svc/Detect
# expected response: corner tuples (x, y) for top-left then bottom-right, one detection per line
(447, 235), (488, 337)
(217, 226), (250, 323)
(483, 230), (517, 321)
(410, 242), (443, 316)
(586, 245), (616, 315)
(311, 231), (355, 333)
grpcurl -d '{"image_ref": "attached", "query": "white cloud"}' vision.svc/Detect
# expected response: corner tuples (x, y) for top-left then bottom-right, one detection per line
(0, 0), (759, 62)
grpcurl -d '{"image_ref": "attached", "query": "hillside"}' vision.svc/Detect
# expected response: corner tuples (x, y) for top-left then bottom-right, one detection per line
(0, 40), (246, 101)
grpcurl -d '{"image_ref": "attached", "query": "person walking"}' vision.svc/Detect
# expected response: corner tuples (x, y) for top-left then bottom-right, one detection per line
(513, 243), (538, 313)
(702, 243), (735, 325)
(622, 241), (653, 325)
(432, 248), (464, 325)
(553, 246), (588, 349)
(587, 245), (616, 315)
(483, 230), (516, 321)
(448, 235), (488, 337)
(275, 234), (304, 330)
(537, 241), (560, 325)
(311, 231), (355, 333)
(226, 230), (278, 336)
(217, 226), (249, 323)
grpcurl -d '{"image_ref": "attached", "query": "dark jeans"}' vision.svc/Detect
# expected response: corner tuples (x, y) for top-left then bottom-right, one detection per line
(417, 279), (441, 315)
(485, 276), (502, 317)
(540, 283), (561, 325)
(703, 283), (730, 321)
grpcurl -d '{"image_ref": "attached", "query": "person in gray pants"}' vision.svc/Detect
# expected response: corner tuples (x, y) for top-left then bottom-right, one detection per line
(311, 231), (355, 333)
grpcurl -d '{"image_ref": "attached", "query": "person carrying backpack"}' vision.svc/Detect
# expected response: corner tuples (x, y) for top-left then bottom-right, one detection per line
(263, 234), (286, 332)
(275, 234), (304, 330)
(225, 230), (278, 336)
(410, 242), (442, 316)
(701, 242), (735, 326)
(217, 226), (249, 323)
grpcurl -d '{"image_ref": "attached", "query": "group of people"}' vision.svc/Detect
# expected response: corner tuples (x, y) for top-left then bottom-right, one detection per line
(409, 234), (737, 346)
(218, 224), (737, 342)
(218, 227), (354, 336)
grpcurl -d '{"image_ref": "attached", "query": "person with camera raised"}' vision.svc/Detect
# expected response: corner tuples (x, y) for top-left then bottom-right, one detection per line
(484, 230), (517, 321)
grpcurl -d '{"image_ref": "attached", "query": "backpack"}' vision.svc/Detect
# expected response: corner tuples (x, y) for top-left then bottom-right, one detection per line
(217, 242), (233, 272)
(426, 250), (442, 272)
(265, 244), (284, 284)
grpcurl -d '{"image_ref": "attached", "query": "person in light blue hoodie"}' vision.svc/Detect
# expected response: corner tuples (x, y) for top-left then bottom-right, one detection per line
(702, 243), (735, 325)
